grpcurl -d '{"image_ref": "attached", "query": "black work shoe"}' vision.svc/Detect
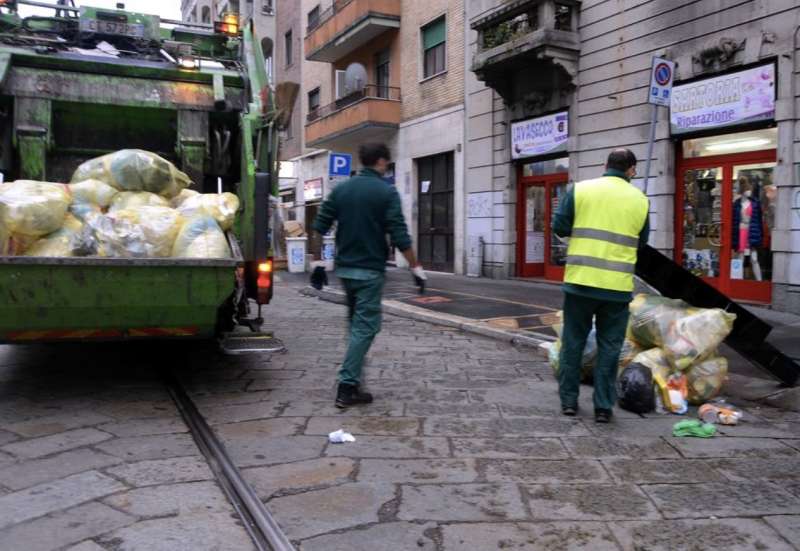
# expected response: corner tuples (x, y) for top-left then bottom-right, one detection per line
(561, 405), (578, 417)
(595, 409), (613, 423)
(335, 383), (373, 408)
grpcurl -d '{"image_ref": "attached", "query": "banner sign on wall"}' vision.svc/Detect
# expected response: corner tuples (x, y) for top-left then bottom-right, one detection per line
(303, 178), (323, 202)
(670, 63), (775, 135)
(511, 111), (569, 159)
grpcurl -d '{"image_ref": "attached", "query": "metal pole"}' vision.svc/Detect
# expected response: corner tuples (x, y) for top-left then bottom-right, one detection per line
(642, 103), (658, 196)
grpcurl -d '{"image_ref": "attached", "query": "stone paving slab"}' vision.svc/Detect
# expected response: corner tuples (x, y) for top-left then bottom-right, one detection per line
(398, 483), (527, 522)
(279, 400), (406, 417)
(299, 521), (437, 551)
(103, 481), (231, 517)
(441, 521), (621, 551)
(244, 457), (355, 498)
(97, 511), (256, 551)
(0, 447), (122, 491)
(267, 482), (396, 540)
(665, 436), (798, 458)
(561, 436), (681, 459)
(201, 401), (286, 424)
(304, 416), (421, 436)
(484, 459), (610, 484)
(423, 416), (591, 437)
(96, 417), (188, 438)
(524, 484), (661, 521)
(213, 417), (304, 438)
(404, 402), (501, 417)
(325, 436), (451, 459)
(610, 518), (796, 551)
(358, 458), (479, 484)
(643, 481), (800, 518)
(764, 515), (800, 548)
(104, 456), (212, 487)
(708, 456), (800, 482)
(222, 435), (327, 467)
(93, 433), (198, 461)
(0, 470), (126, 530)
(65, 541), (107, 551)
(4, 411), (114, 438)
(1, 428), (112, 459)
(0, 501), (134, 551)
(450, 437), (569, 459)
(602, 458), (726, 484)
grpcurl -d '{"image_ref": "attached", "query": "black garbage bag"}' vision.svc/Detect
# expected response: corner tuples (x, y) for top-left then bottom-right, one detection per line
(617, 362), (655, 413)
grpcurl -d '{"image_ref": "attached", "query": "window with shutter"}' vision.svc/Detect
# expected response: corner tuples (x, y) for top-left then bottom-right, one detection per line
(421, 17), (446, 79)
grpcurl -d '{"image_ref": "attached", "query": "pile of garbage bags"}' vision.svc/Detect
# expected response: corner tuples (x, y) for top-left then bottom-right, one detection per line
(0, 150), (238, 259)
(548, 294), (735, 413)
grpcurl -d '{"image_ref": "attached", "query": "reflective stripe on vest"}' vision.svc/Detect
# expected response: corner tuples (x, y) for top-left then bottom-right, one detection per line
(564, 176), (649, 292)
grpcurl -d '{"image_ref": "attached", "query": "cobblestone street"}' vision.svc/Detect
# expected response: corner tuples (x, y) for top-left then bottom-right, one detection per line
(2, 277), (800, 549)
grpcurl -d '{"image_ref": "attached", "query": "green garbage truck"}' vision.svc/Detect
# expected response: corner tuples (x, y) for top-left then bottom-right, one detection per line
(0, 0), (295, 347)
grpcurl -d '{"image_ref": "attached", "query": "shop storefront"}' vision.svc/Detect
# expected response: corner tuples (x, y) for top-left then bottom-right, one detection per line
(512, 110), (569, 279)
(672, 62), (777, 303)
(303, 177), (323, 259)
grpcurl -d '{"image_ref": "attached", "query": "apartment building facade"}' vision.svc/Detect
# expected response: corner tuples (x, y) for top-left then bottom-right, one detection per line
(465, 0), (800, 313)
(294, 0), (466, 272)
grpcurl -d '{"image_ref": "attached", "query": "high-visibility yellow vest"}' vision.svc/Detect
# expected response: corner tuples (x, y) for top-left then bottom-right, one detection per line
(564, 176), (649, 292)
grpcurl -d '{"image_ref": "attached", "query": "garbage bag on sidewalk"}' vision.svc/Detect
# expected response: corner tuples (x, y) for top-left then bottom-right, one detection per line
(170, 188), (200, 208)
(108, 191), (170, 212)
(171, 215), (231, 258)
(617, 362), (655, 413)
(548, 327), (598, 384)
(176, 192), (240, 231)
(0, 180), (70, 237)
(617, 338), (645, 373)
(68, 179), (118, 208)
(70, 149), (191, 198)
(687, 356), (728, 405)
(628, 294), (692, 348)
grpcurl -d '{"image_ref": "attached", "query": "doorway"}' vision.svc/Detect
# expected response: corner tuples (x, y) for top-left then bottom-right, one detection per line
(417, 152), (454, 272)
(676, 129), (777, 303)
(516, 162), (569, 280)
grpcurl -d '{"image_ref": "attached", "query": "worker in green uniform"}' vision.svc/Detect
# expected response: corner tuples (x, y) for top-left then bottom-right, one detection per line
(552, 148), (649, 423)
(313, 143), (426, 408)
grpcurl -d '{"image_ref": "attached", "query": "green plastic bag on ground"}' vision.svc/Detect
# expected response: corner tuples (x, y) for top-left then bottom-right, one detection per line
(70, 149), (191, 199)
(108, 191), (170, 212)
(68, 179), (118, 208)
(0, 180), (70, 237)
(171, 215), (231, 258)
(176, 192), (240, 231)
(686, 356), (728, 405)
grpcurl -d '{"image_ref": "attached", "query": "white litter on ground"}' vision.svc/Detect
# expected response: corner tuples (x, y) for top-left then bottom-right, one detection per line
(328, 429), (356, 444)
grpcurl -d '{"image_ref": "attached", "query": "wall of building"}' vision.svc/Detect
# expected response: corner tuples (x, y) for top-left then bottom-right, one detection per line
(275, 0), (303, 161)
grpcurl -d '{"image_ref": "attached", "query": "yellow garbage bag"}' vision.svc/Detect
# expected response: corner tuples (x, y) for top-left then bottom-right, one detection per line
(617, 338), (645, 374)
(172, 215), (231, 258)
(69, 202), (102, 222)
(108, 191), (170, 212)
(177, 192), (240, 231)
(631, 348), (673, 382)
(70, 149), (191, 199)
(68, 179), (118, 208)
(0, 180), (70, 237)
(664, 309), (736, 370)
(170, 188), (200, 208)
(686, 356), (728, 405)
(111, 206), (184, 257)
(83, 211), (148, 257)
(24, 214), (85, 257)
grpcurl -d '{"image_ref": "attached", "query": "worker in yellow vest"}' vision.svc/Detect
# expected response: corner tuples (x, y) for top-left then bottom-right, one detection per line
(552, 149), (649, 423)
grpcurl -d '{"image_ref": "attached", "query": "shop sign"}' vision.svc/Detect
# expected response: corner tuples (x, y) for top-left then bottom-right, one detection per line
(303, 178), (323, 202)
(670, 63), (775, 135)
(511, 111), (569, 160)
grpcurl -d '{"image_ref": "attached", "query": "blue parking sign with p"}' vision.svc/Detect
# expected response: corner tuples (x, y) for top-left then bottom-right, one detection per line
(329, 153), (352, 177)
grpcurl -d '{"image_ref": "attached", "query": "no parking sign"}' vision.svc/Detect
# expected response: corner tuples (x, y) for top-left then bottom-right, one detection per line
(648, 57), (674, 107)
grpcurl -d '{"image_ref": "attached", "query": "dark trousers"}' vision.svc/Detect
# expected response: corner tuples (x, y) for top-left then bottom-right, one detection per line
(558, 292), (630, 411)
(340, 276), (385, 386)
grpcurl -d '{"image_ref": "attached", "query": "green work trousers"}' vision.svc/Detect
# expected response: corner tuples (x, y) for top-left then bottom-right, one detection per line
(558, 292), (630, 411)
(339, 275), (385, 386)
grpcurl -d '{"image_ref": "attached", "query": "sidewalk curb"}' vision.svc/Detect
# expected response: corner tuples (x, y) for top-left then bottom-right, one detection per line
(298, 284), (800, 412)
(299, 285), (555, 349)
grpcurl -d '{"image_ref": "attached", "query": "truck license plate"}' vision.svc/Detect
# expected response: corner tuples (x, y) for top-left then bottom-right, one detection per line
(81, 18), (145, 38)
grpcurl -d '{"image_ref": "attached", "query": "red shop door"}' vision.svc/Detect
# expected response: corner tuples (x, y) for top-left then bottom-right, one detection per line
(517, 171), (568, 280)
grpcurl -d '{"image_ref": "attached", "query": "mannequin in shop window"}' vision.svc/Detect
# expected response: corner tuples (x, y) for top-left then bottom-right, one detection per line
(731, 177), (763, 281)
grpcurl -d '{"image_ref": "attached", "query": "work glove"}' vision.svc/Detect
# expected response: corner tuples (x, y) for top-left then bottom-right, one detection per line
(411, 265), (427, 294)
(310, 266), (328, 290)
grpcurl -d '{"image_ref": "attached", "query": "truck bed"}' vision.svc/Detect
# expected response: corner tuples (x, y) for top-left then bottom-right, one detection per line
(0, 237), (241, 342)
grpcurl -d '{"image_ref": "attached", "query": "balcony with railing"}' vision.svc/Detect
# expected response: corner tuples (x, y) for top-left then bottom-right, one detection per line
(471, 0), (580, 97)
(305, 84), (401, 148)
(305, 0), (401, 63)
